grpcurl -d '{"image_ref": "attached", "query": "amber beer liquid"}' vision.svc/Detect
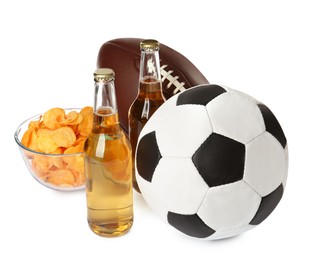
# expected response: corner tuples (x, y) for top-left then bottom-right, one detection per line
(84, 68), (133, 237)
(128, 40), (165, 192)
(129, 76), (164, 161)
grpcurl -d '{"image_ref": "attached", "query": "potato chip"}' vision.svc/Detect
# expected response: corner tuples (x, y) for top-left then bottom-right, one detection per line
(21, 129), (31, 147)
(69, 124), (79, 136)
(47, 169), (75, 186)
(59, 111), (83, 126)
(78, 106), (93, 136)
(51, 147), (64, 154)
(51, 126), (76, 148)
(66, 155), (84, 172)
(32, 155), (53, 174)
(75, 135), (87, 146)
(21, 118), (41, 148)
(29, 117), (42, 130)
(21, 129), (36, 149)
(71, 169), (85, 186)
(64, 143), (84, 154)
(51, 156), (64, 169)
(36, 129), (59, 153)
(21, 107), (93, 188)
(43, 108), (65, 130)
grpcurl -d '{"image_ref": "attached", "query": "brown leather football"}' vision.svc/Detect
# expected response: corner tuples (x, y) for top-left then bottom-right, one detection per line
(97, 38), (209, 134)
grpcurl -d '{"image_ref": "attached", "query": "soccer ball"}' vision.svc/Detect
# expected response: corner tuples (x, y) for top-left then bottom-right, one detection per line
(135, 84), (288, 240)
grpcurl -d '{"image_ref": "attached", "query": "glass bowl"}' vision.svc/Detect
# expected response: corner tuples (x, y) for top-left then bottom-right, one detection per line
(14, 109), (86, 191)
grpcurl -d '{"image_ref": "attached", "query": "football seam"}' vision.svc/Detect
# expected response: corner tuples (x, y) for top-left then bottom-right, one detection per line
(160, 64), (186, 94)
(245, 130), (266, 146)
(204, 105), (215, 134)
(159, 56), (209, 89)
(241, 179), (261, 198)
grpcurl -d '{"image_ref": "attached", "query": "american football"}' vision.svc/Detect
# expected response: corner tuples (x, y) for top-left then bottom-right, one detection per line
(97, 38), (209, 134)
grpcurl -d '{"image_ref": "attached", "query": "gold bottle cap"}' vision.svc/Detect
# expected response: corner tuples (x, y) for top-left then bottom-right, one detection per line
(140, 39), (159, 51)
(94, 68), (115, 82)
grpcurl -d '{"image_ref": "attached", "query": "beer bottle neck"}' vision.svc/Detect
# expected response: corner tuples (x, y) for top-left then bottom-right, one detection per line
(139, 50), (162, 83)
(94, 80), (118, 115)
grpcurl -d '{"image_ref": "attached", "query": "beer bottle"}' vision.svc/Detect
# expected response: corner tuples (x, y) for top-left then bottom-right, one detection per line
(84, 68), (133, 237)
(128, 39), (165, 192)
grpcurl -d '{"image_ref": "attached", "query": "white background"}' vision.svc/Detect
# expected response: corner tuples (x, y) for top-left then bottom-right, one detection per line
(1, 0), (316, 259)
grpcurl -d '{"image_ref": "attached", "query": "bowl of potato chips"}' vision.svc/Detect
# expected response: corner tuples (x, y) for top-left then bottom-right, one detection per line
(15, 107), (93, 191)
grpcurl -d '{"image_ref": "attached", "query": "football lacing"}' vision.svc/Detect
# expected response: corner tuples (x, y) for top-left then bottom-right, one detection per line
(160, 64), (186, 94)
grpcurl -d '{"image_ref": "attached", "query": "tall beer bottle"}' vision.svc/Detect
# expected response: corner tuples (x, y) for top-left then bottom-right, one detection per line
(84, 68), (133, 237)
(128, 39), (165, 192)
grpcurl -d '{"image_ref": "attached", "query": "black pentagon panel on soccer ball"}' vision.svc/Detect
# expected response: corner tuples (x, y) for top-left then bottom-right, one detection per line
(192, 133), (245, 188)
(249, 184), (284, 225)
(167, 211), (215, 238)
(257, 104), (287, 148)
(136, 131), (162, 183)
(176, 84), (227, 106)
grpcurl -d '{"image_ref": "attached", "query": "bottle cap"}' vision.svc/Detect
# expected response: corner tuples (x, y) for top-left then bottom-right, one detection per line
(140, 39), (159, 51)
(94, 68), (115, 82)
